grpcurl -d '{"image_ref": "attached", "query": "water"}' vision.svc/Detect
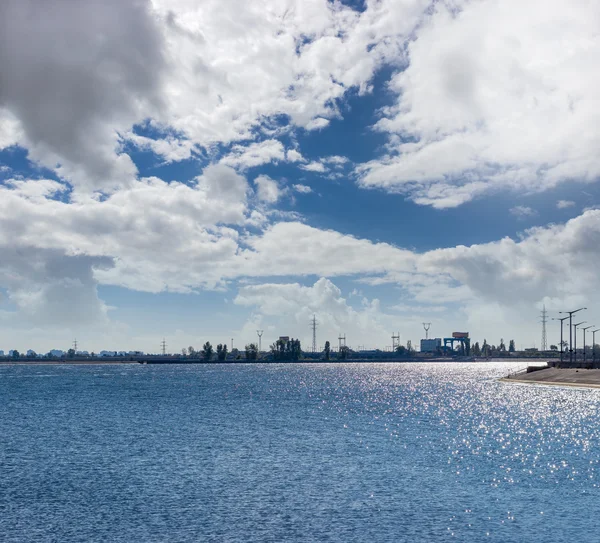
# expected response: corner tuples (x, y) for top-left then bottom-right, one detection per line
(1, 362), (599, 542)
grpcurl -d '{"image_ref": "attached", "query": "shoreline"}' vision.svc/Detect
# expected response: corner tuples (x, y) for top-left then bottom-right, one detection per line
(0, 358), (548, 366)
(501, 367), (600, 390)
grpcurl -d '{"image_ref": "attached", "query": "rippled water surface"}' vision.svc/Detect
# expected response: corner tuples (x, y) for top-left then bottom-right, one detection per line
(1, 362), (600, 541)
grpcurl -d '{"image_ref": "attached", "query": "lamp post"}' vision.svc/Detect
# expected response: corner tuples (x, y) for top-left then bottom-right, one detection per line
(573, 321), (586, 364)
(592, 329), (600, 367)
(560, 308), (586, 364)
(582, 326), (595, 364)
(553, 317), (569, 365)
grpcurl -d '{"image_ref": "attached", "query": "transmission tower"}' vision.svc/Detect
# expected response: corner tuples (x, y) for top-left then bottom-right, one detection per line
(310, 315), (318, 353)
(256, 330), (263, 353)
(161, 338), (167, 356)
(540, 305), (548, 351)
(422, 323), (431, 340)
(391, 332), (400, 351)
(338, 333), (346, 352)
(73, 339), (78, 352)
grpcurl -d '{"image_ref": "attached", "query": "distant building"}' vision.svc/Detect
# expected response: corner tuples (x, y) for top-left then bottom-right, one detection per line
(420, 338), (442, 352)
(0, 350), (4, 357)
(48, 349), (64, 357)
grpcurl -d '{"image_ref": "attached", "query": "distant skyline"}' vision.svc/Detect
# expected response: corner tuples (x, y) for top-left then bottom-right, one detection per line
(1, 0), (600, 353)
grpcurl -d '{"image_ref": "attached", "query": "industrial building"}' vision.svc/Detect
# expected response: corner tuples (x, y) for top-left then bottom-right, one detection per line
(420, 338), (442, 352)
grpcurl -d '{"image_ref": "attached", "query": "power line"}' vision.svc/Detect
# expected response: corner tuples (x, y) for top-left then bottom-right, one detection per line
(540, 305), (548, 351)
(256, 330), (263, 354)
(310, 315), (318, 353)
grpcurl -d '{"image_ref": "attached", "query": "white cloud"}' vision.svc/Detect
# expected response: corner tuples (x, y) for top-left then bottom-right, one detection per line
(1, 0), (435, 191)
(323, 155), (349, 165)
(220, 140), (285, 170)
(300, 161), (327, 173)
(286, 149), (306, 163)
(509, 205), (537, 219)
(254, 175), (283, 204)
(125, 132), (195, 163)
(358, 0), (600, 207)
(557, 200), (575, 209)
(305, 118), (330, 131)
(235, 278), (395, 350)
(293, 184), (312, 194)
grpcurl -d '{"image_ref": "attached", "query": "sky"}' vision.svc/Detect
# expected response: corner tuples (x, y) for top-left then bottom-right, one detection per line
(1, 0), (600, 354)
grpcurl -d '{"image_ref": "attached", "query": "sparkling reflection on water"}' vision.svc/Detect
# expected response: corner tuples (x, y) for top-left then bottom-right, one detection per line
(1, 362), (599, 542)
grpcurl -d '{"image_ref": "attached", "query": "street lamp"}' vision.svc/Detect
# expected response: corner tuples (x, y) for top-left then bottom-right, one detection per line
(582, 326), (595, 364)
(560, 308), (587, 364)
(573, 321), (586, 364)
(552, 317), (569, 365)
(592, 329), (600, 367)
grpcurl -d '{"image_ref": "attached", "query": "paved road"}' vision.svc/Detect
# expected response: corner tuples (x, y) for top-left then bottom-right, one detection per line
(504, 367), (600, 388)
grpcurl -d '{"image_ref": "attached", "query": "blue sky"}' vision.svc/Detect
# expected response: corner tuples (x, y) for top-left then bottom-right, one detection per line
(1, 0), (600, 354)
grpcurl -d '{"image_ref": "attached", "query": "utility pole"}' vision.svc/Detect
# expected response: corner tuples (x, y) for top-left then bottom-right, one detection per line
(161, 338), (167, 356)
(582, 325), (594, 364)
(310, 315), (318, 353)
(592, 329), (600, 367)
(573, 321), (586, 364)
(231, 338), (234, 352)
(552, 317), (569, 365)
(540, 305), (547, 351)
(560, 308), (586, 364)
(256, 330), (263, 355)
(422, 323), (431, 340)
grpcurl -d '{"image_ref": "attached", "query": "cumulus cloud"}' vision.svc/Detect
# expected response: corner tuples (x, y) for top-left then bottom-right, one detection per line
(358, 0), (600, 207)
(1, 0), (433, 192)
(235, 278), (394, 350)
(220, 140), (286, 170)
(254, 175), (283, 204)
(509, 205), (537, 219)
(293, 184), (313, 194)
(0, 0), (166, 191)
(286, 149), (306, 163)
(300, 161), (327, 173)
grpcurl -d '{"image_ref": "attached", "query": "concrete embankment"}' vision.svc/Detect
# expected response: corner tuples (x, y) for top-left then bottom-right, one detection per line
(501, 367), (600, 389)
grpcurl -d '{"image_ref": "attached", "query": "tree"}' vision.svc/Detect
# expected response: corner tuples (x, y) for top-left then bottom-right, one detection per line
(338, 345), (350, 360)
(11, 349), (20, 359)
(499, 338), (506, 352)
(550, 344), (558, 351)
(188, 346), (196, 358)
(324, 340), (331, 361)
(508, 339), (516, 352)
(181, 347), (188, 357)
(67, 348), (75, 359)
(472, 342), (481, 356)
(245, 343), (258, 360)
(216, 343), (228, 361)
(406, 340), (414, 353)
(28, 350), (37, 359)
(481, 339), (489, 357)
(271, 338), (302, 361)
(201, 342), (213, 362)
(395, 345), (407, 356)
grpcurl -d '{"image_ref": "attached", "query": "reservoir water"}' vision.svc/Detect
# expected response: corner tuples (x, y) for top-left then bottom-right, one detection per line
(1, 362), (599, 542)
